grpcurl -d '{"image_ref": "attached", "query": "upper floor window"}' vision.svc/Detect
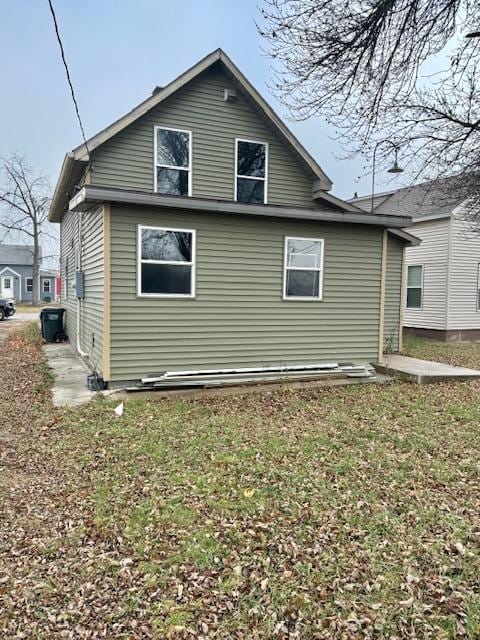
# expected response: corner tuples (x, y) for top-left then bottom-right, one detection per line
(154, 126), (191, 196)
(284, 237), (324, 300)
(235, 139), (268, 204)
(406, 265), (423, 309)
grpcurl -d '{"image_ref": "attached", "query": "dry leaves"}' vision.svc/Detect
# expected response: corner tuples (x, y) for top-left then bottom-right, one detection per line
(1, 323), (480, 638)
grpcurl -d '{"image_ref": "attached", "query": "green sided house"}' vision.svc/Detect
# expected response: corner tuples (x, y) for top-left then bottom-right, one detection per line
(49, 49), (418, 388)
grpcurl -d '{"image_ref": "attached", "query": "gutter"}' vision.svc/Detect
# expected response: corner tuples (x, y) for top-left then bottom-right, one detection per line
(68, 185), (414, 230)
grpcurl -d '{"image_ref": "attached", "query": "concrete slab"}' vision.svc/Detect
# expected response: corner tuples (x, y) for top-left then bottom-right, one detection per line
(43, 342), (95, 406)
(105, 372), (393, 402)
(377, 354), (480, 384)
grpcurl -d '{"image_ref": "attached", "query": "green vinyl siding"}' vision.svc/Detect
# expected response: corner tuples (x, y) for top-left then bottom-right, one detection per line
(109, 204), (385, 382)
(60, 207), (104, 374)
(384, 235), (403, 353)
(90, 64), (319, 208)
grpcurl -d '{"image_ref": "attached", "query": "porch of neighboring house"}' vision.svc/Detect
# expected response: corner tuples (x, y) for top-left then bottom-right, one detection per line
(0, 268), (21, 300)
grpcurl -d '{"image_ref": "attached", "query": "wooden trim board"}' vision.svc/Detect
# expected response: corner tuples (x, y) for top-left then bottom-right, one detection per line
(102, 203), (111, 381)
(378, 229), (388, 362)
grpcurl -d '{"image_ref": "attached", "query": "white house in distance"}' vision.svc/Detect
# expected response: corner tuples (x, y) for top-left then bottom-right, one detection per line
(352, 178), (480, 341)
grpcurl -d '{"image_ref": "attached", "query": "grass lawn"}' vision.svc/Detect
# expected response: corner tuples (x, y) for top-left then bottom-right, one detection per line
(403, 334), (480, 370)
(14, 303), (51, 313)
(1, 325), (480, 638)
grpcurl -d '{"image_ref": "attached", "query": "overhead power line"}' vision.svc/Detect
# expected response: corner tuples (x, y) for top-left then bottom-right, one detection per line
(47, 0), (89, 156)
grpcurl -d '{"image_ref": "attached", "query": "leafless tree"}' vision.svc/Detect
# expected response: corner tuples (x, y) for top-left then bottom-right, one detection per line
(0, 153), (55, 305)
(259, 0), (480, 215)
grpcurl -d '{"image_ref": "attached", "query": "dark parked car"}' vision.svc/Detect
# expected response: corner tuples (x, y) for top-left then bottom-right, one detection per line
(0, 298), (16, 321)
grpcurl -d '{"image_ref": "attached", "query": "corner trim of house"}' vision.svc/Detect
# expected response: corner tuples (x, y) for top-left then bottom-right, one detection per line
(378, 229), (388, 362)
(102, 203), (111, 382)
(398, 246), (406, 352)
(445, 215), (453, 331)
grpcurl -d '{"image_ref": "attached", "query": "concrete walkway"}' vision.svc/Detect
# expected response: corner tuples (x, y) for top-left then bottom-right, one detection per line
(379, 354), (480, 384)
(43, 343), (95, 407)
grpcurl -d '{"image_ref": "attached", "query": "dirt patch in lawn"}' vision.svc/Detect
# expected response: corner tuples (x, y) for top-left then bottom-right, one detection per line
(1, 325), (480, 638)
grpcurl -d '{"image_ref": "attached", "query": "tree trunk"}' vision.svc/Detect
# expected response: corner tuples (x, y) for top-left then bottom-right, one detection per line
(32, 225), (40, 306)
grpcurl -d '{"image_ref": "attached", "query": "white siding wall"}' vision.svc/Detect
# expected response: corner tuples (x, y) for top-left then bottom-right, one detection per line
(447, 214), (480, 330)
(404, 218), (450, 330)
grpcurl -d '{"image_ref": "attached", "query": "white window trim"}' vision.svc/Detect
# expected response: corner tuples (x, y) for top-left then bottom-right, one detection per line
(137, 224), (196, 298)
(234, 138), (268, 204)
(406, 264), (424, 310)
(26, 277), (33, 292)
(153, 125), (192, 197)
(43, 279), (51, 293)
(283, 236), (324, 301)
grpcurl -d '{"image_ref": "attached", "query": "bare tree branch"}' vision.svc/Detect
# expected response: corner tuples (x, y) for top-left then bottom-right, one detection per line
(260, 0), (480, 220)
(0, 153), (54, 304)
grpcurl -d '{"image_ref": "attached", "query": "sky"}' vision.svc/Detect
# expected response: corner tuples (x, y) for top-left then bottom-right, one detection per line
(0, 0), (408, 206)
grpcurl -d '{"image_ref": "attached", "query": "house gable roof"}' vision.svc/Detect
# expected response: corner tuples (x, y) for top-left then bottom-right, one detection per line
(50, 49), (347, 221)
(72, 49), (332, 187)
(0, 244), (41, 266)
(351, 176), (471, 221)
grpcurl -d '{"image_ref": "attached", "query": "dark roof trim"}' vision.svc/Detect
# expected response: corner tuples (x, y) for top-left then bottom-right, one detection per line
(410, 212), (452, 223)
(65, 185), (413, 229)
(388, 228), (421, 247)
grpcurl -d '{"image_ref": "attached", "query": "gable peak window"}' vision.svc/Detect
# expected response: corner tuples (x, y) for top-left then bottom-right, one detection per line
(284, 237), (324, 300)
(138, 225), (195, 297)
(406, 264), (423, 309)
(235, 139), (268, 204)
(155, 126), (191, 196)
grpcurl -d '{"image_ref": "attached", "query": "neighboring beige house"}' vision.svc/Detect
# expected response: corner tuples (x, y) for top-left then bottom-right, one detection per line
(49, 49), (416, 388)
(352, 178), (479, 341)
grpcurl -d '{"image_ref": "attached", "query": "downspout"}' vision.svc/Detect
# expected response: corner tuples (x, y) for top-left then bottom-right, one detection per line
(76, 211), (88, 358)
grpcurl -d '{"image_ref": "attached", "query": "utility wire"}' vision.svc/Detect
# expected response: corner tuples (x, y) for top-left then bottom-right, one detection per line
(47, 0), (89, 156)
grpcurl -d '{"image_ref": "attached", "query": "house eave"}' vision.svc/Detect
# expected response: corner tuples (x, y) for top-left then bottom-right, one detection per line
(410, 212), (452, 223)
(388, 228), (421, 247)
(68, 185), (413, 229)
(49, 153), (88, 222)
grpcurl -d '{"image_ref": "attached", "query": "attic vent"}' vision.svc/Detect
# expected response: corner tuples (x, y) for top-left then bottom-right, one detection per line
(151, 86), (163, 95)
(224, 88), (237, 102)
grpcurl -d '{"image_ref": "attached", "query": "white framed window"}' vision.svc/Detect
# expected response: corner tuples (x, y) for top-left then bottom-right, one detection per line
(26, 277), (33, 292)
(154, 126), (192, 196)
(406, 264), (423, 309)
(235, 138), (268, 204)
(138, 225), (195, 298)
(43, 279), (51, 293)
(283, 237), (324, 300)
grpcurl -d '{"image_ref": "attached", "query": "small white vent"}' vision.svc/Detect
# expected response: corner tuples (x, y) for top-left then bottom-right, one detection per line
(224, 88), (237, 102)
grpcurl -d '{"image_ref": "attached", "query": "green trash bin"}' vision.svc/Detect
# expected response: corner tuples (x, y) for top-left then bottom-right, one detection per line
(40, 307), (65, 343)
